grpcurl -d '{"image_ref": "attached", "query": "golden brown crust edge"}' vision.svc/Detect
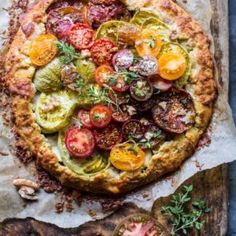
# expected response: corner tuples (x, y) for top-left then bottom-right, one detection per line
(5, 0), (216, 195)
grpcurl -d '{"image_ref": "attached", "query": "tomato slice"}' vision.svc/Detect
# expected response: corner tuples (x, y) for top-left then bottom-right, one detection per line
(78, 110), (93, 129)
(67, 23), (94, 50)
(29, 34), (57, 66)
(94, 123), (122, 150)
(90, 105), (112, 128)
(110, 143), (145, 171)
(90, 38), (117, 65)
(135, 29), (162, 57)
(150, 75), (172, 92)
(65, 127), (95, 158)
(158, 53), (187, 80)
(111, 76), (130, 92)
(109, 104), (131, 123)
(95, 65), (115, 87)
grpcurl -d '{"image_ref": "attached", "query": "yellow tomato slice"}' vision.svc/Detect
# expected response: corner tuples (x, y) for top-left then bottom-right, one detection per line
(29, 34), (57, 66)
(135, 29), (162, 57)
(158, 53), (187, 80)
(110, 143), (145, 172)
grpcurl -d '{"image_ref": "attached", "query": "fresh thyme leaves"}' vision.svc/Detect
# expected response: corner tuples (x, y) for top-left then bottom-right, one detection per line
(87, 84), (114, 105)
(148, 36), (156, 48)
(161, 185), (211, 236)
(127, 144), (138, 155)
(55, 41), (80, 64)
(119, 69), (141, 84)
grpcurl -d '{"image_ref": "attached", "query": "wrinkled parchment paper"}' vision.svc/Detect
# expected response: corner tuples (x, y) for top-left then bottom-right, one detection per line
(0, 0), (235, 228)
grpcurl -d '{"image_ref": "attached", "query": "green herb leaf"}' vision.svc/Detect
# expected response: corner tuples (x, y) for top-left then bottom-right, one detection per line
(161, 185), (210, 236)
(127, 145), (138, 155)
(55, 41), (80, 64)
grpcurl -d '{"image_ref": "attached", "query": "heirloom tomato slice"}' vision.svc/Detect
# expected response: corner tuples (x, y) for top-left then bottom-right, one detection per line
(65, 127), (95, 158)
(29, 34), (57, 66)
(94, 123), (122, 150)
(90, 38), (117, 65)
(158, 52), (187, 80)
(135, 29), (162, 57)
(110, 143), (145, 171)
(90, 105), (112, 128)
(67, 23), (94, 50)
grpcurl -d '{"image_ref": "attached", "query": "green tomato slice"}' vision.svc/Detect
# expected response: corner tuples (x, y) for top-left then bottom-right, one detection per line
(76, 59), (96, 83)
(131, 10), (162, 27)
(35, 90), (77, 133)
(58, 129), (110, 175)
(96, 20), (126, 43)
(34, 58), (62, 93)
(158, 42), (191, 87)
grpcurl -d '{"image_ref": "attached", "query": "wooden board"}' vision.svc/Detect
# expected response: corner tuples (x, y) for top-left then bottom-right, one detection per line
(0, 0), (229, 235)
(0, 165), (228, 235)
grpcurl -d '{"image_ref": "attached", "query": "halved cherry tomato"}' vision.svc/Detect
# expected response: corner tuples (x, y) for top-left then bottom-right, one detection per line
(90, 105), (112, 128)
(65, 127), (95, 158)
(90, 38), (117, 65)
(135, 29), (162, 57)
(109, 104), (131, 123)
(78, 110), (93, 129)
(110, 143), (145, 171)
(67, 23), (94, 50)
(29, 34), (57, 66)
(158, 53), (187, 80)
(94, 123), (122, 150)
(150, 75), (172, 92)
(111, 76), (130, 92)
(95, 65), (115, 87)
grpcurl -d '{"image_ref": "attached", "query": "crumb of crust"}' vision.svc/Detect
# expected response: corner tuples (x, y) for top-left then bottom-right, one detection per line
(87, 209), (97, 218)
(36, 166), (63, 193)
(196, 127), (212, 151)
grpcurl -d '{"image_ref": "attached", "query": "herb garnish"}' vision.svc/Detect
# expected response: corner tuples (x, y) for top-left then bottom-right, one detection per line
(127, 144), (138, 155)
(161, 185), (211, 236)
(148, 36), (156, 48)
(55, 41), (80, 64)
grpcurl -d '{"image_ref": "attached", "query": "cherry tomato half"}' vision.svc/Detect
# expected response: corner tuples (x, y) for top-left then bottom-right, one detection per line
(90, 38), (117, 65)
(78, 110), (93, 129)
(150, 75), (172, 92)
(29, 34), (57, 66)
(65, 127), (95, 158)
(110, 143), (145, 171)
(67, 23), (94, 50)
(90, 105), (112, 128)
(158, 53), (187, 80)
(95, 65), (114, 87)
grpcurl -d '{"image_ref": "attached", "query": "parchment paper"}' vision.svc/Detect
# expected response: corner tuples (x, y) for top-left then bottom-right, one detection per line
(0, 0), (235, 228)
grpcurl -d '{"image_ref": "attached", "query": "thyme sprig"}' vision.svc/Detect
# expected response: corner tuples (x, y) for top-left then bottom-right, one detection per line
(55, 41), (80, 64)
(161, 185), (211, 236)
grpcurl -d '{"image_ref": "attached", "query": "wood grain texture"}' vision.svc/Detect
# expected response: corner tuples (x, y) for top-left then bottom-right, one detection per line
(152, 165), (228, 236)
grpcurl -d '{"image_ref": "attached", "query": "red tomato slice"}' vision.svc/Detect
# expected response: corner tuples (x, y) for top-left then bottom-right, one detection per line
(90, 38), (117, 65)
(109, 104), (131, 123)
(67, 23), (94, 50)
(78, 110), (93, 129)
(90, 105), (112, 128)
(111, 76), (129, 92)
(65, 127), (95, 158)
(95, 65), (115, 87)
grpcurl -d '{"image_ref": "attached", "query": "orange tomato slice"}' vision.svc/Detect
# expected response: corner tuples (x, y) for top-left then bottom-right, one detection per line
(135, 29), (162, 57)
(29, 34), (57, 66)
(110, 143), (145, 172)
(158, 53), (187, 80)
